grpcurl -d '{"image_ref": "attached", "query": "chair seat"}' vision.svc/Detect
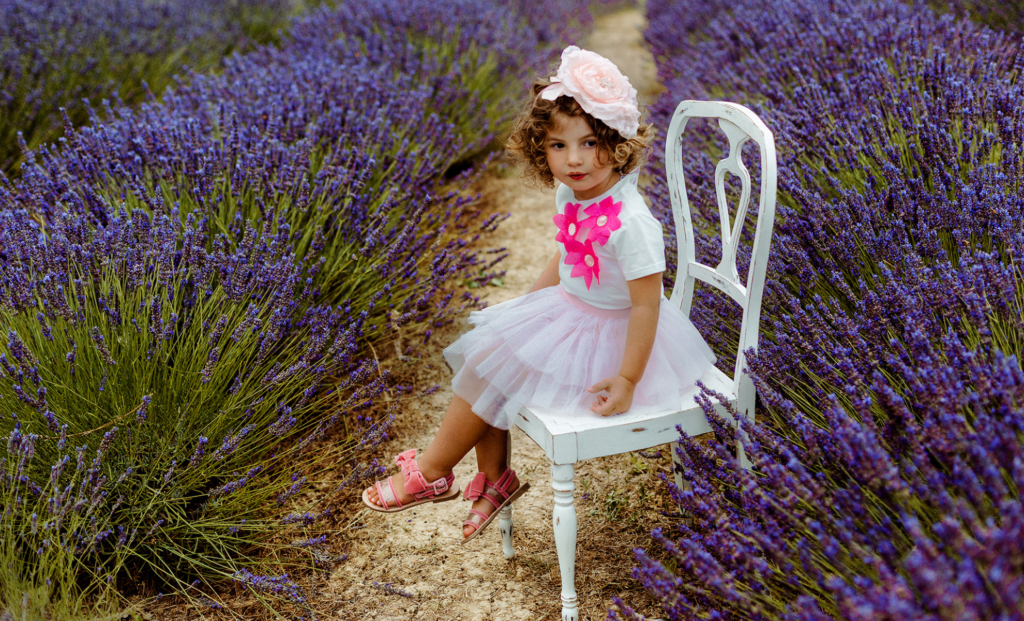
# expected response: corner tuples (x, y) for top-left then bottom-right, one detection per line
(513, 365), (735, 464)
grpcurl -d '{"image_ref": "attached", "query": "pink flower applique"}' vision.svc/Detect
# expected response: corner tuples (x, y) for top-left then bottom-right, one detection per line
(553, 202), (585, 243)
(564, 239), (600, 289)
(579, 195), (622, 245)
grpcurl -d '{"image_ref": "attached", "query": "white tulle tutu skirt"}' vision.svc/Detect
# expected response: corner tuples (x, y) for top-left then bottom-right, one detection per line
(443, 285), (717, 430)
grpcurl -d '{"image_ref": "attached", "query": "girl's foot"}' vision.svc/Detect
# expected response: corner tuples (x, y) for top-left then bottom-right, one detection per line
(464, 481), (518, 537)
(364, 476), (415, 509)
(462, 468), (529, 541)
(362, 449), (459, 512)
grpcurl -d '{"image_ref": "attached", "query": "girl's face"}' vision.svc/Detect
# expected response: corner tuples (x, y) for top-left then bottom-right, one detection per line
(544, 114), (620, 201)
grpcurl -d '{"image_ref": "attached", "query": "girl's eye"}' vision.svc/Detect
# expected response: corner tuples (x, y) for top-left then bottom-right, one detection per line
(584, 140), (598, 147)
(551, 142), (565, 149)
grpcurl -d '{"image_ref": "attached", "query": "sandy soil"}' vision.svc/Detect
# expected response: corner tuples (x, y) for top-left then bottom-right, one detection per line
(318, 9), (678, 621)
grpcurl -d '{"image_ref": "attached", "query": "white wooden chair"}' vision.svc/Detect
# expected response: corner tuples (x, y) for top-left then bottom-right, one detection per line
(496, 101), (777, 621)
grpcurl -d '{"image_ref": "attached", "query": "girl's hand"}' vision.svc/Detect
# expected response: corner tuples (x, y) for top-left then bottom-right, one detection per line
(587, 375), (636, 416)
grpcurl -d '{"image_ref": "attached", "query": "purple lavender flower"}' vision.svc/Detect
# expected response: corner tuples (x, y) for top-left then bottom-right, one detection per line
(370, 581), (415, 599)
(281, 512), (317, 527)
(209, 466), (263, 497)
(276, 473), (305, 506)
(90, 328), (115, 366)
(162, 460), (175, 484)
(200, 347), (219, 383)
(290, 534), (327, 548)
(42, 410), (59, 433)
(268, 405), (296, 437)
(136, 395), (151, 424)
(213, 425), (254, 460)
(232, 568), (307, 603)
(189, 436), (209, 468)
(98, 428), (116, 454)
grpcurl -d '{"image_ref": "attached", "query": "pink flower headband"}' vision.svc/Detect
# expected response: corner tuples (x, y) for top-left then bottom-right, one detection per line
(539, 45), (640, 139)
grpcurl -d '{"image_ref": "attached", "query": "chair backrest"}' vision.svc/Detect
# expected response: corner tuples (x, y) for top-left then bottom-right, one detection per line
(664, 101), (777, 425)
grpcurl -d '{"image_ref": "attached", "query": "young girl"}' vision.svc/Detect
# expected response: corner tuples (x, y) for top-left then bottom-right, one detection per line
(362, 46), (716, 541)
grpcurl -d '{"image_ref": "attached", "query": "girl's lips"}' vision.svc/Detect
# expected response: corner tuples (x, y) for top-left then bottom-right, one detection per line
(568, 173), (586, 180)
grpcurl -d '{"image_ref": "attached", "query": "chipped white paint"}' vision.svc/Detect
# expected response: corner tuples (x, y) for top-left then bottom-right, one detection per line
(551, 463), (578, 621)
(666, 100), (777, 472)
(499, 431), (516, 559)
(498, 505), (515, 559)
(501, 101), (777, 621)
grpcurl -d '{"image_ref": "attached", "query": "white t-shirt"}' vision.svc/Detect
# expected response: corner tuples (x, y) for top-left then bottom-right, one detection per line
(554, 172), (666, 309)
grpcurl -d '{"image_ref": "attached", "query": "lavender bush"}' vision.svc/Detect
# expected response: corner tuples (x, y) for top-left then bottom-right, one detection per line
(614, 260), (1024, 620)
(0, 202), (393, 617)
(0, 0), (296, 176)
(0, 0), (589, 616)
(938, 0), (1024, 34)
(611, 0), (1024, 618)
(641, 0), (1022, 383)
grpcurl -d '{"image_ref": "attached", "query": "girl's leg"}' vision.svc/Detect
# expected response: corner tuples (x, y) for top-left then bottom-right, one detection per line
(416, 395), (493, 482)
(365, 394), (491, 507)
(473, 425), (510, 482)
(463, 425), (520, 538)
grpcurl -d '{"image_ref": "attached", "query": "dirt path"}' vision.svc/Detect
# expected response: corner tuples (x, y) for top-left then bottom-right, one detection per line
(326, 9), (676, 621)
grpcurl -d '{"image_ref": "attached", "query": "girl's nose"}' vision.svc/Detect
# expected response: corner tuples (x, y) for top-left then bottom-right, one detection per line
(567, 148), (583, 166)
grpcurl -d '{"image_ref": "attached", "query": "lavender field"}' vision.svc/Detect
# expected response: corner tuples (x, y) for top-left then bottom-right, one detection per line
(0, 0), (589, 617)
(2, 0), (1021, 618)
(0, 0), (303, 177)
(614, 0), (1024, 619)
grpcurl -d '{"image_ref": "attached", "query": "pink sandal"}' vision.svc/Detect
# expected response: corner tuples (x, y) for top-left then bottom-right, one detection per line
(361, 449), (460, 513)
(461, 468), (530, 543)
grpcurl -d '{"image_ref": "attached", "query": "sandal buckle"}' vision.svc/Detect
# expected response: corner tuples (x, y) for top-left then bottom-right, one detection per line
(430, 477), (449, 495)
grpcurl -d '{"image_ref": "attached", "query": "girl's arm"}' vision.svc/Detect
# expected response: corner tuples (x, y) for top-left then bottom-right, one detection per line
(529, 251), (562, 293)
(588, 271), (662, 416)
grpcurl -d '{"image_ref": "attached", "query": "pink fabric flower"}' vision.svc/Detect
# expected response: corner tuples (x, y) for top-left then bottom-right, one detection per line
(553, 202), (585, 244)
(579, 196), (622, 245)
(564, 239), (600, 289)
(540, 45), (640, 139)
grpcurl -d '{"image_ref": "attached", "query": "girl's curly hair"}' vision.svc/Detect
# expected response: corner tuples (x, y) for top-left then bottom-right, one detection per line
(505, 79), (654, 188)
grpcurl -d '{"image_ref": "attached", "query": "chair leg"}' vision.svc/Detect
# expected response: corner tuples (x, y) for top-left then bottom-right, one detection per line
(551, 463), (578, 621)
(499, 430), (515, 559)
(670, 440), (689, 491)
(737, 432), (752, 470)
(498, 505), (515, 559)
(671, 441), (693, 527)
